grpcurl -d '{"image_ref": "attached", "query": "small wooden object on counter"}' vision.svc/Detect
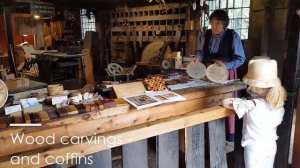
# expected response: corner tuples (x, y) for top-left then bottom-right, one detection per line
(38, 111), (50, 122)
(9, 111), (22, 117)
(0, 117), (9, 129)
(101, 99), (117, 109)
(47, 109), (59, 119)
(24, 113), (31, 123)
(95, 100), (104, 110)
(83, 104), (92, 112)
(14, 116), (23, 123)
(65, 105), (79, 115)
(90, 103), (99, 111)
(29, 113), (41, 123)
(56, 108), (68, 118)
(75, 104), (86, 114)
(47, 84), (64, 96)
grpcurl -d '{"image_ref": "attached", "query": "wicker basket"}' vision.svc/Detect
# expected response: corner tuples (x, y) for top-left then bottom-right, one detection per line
(47, 84), (64, 96)
(206, 64), (229, 83)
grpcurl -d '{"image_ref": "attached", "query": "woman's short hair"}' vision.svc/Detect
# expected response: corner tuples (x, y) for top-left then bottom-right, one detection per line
(209, 9), (229, 28)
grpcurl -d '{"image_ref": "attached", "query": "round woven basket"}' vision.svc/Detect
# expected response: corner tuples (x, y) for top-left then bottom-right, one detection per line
(0, 80), (8, 108)
(186, 62), (206, 79)
(206, 63), (229, 83)
(47, 84), (64, 96)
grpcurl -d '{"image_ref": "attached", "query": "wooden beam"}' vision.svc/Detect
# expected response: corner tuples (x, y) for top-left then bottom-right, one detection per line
(186, 124), (205, 168)
(0, 107), (235, 168)
(157, 131), (179, 168)
(292, 89), (300, 168)
(208, 119), (227, 168)
(0, 93), (231, 157)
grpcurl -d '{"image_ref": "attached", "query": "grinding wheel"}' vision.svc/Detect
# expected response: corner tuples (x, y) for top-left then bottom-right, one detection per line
(140, 42), (172, 63)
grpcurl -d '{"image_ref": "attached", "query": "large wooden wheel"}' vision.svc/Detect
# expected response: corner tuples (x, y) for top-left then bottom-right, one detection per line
(107, 63), (124, 75)
(0, 80), (8, 108)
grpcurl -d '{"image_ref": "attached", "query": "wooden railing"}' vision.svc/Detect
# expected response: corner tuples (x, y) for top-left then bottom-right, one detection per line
(0, 81), (246, 168)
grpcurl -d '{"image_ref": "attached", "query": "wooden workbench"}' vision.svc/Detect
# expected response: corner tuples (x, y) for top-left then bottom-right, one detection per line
(0, 80), (246, 168)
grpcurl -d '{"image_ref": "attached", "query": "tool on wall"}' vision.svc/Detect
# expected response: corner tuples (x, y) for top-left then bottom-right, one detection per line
(149, 41), (169, 65)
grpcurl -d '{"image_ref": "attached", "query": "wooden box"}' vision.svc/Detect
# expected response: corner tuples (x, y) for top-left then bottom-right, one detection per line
(5, 78), (29, 89)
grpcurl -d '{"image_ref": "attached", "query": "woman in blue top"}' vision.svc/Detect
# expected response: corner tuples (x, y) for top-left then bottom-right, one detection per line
(197, 9), (246, 141)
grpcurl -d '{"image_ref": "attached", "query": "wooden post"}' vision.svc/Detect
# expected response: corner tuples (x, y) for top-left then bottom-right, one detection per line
(186, 124), (205, 168)
(157, 131), (179, 168)
(293, 89), (300, 168)
(208, 119), (228, 168)
(275, 8), (300, 168)
(260, 0), (271, 56)
(122, 140), (148, 168)
(3, 6), (16, 74)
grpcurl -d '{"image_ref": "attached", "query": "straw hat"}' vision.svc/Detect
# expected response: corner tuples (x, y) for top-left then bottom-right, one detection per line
(0, 80), (8, 108)
(206, 63), (229, 83)
(243, 57), (281, 88)
(186, 62), (206, 79)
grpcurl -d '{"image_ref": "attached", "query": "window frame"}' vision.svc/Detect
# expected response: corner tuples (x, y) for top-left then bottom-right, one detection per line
(204, 0), (250, 39)
(80, 9), (96, 39)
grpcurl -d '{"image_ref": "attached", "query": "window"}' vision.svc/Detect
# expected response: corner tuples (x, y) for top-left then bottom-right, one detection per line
(204, 0), (250, 39)
(80, 9), (96, 39)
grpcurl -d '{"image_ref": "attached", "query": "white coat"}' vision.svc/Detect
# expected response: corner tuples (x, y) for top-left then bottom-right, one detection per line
(232, 98), (284, 168)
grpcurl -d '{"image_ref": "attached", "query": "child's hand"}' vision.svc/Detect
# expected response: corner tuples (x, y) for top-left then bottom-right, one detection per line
(222, 98), (235, 109)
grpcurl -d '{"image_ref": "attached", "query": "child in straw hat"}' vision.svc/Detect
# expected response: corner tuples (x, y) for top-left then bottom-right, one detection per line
(222, 57), (286, 168)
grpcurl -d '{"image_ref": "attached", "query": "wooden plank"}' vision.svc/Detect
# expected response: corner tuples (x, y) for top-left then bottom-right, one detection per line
(186, 124), (205, 168)
(122, 140), (148, 168)
(292, 89), (300, 168)
(115, 14), (186, 22)
(111, 36), (187, 42)
(76, 149), (111, 168)
(208, 119), (228, 168)
(82, 49), (95, 85)
(111, 25), (184, 32)
(0, 106), (234, 168)
(157, 131), (179, 168)
(123, 3), (188, 12)
(113, 81), (146, 98)
(0, 93), (231, 157)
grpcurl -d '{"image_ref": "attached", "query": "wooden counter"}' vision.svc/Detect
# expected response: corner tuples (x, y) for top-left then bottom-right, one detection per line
(0, 80), (246, 168)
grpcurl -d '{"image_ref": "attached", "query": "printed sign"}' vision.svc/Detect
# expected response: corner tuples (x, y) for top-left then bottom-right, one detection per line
(30, 0), (55, 15)
(5, 105), (22, 115)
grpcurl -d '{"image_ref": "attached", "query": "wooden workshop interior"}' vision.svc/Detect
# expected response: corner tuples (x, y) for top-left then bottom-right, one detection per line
(0, 0), (299, 168)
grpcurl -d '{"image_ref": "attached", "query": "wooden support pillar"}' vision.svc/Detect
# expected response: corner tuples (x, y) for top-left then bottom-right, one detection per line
(261, 0), (271, 56)
(186, 124), (205, 168)
(122, 140), (148, 168)
(292, 11), (300, 168)
(275, 7), (300, 168)
(3, 6), (16, 74)
(293, 89), (300, 168)
(157, 131), (179, 168)
(208, 119), (227, 168)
